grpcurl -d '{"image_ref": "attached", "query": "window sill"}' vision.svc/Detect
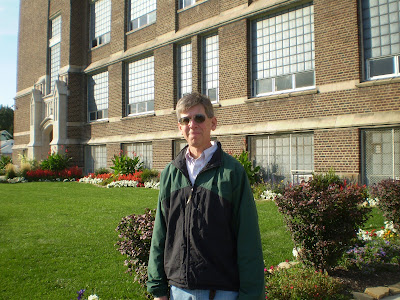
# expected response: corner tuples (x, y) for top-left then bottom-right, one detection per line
(178, 0), (208, 13)
(356, 76), (400, 88)
(87, 119), (109, 125)
(246, 88), (317, 103)
(90, 41), (110, 51)
(122, 111), (155, 120)
(126, 21), (156, 36)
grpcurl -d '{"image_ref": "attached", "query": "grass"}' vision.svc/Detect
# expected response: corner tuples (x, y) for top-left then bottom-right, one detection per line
(0, 182), (384, 299)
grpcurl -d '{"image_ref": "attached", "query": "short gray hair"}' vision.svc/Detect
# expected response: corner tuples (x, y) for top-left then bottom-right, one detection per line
(176, 92), (214, 120)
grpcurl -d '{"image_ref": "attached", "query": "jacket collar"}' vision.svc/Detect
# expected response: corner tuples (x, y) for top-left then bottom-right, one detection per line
(173, 141), (223, 178)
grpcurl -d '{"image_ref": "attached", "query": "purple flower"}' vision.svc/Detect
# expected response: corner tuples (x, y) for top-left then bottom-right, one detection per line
(77, 289), (86, 300)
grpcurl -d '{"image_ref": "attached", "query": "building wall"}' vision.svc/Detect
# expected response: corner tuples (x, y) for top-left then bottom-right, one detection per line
(14, 0), (400, 183)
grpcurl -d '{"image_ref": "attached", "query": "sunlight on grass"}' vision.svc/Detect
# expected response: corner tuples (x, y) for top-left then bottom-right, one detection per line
(0, 182), (384, 299)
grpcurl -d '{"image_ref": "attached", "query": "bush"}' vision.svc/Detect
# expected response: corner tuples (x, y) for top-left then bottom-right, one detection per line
(371, 179), (400, 232)
(234, 150), (261, 185)
(265, 265), (349, 300)
(115, 209), (155, 293)
(41, 151), (71, 171)
(94, 167), (110, 175)
(5, 163), (16, 179)
(111, 152), (143, 175)
(140, 169), (160, 183)
(19, 162), (31, 178)
(275, 170), (372, 271)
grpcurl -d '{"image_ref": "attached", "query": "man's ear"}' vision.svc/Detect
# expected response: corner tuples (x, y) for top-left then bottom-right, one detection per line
(211, 117), (217, 131)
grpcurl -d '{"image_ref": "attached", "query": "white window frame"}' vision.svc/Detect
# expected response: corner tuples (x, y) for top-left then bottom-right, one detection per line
(362, 0), (400, 80)
(122, 142), (153, 169)
(85, 145), (107, 174)
(49, 15), (61, 94)
(251, 3), (315, 97)
(129, 0), (157, 31)
(178, 42), (192, 99)
(90, 0), (111, 49)
(249, 133), (314, 183)
(179, 0), (195, 9)
(361, 127), (400, 185)
(127, 55), (155, 116)
(88, 71), (109, 122)
(202, 33), (219, 103)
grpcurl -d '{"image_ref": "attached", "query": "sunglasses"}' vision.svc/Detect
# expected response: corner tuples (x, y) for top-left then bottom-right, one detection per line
(178, 114), (206, 125)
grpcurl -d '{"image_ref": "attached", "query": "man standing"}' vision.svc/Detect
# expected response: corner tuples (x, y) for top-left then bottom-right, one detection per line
(147, 92), (265, 300)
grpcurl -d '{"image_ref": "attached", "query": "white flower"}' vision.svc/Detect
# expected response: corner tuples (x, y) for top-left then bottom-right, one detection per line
(292, 247), (300, 258)
(88, 294), (99, 300)
(260, 190), (281, 201)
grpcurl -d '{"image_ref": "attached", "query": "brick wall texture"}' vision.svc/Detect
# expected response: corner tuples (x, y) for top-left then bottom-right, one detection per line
(13, 0), (400, 183)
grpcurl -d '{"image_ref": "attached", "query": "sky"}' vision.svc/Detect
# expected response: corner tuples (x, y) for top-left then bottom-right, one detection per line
(0, 0), (20, 108)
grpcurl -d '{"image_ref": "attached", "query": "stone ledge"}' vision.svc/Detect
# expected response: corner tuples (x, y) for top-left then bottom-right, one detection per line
(365, 287), (390, 299)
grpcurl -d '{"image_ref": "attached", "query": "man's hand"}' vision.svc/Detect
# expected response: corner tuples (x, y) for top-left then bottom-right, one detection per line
(154, 297), (168, 300)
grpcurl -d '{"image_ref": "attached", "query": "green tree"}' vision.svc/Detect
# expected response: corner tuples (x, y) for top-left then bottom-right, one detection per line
(0, 105), (14, 136)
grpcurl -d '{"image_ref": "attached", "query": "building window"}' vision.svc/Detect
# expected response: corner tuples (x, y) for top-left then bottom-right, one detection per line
(88, 71), (109, 122)
(178, 42), (192, 99)
(249, 133), (314, 183)
(127, 56), (155, 115)
(129, 0), (156, 31)
(362, 0), (400, 80)
(202, 34), (219, 102)
(180, 0), (195, 9)
(252, 3), (315, 97)
(90, 0), (111, 48)
(122, 142), (153, 168)
(49, 15), (61, 93)
(85, 145), (107, 174)
(361, 128), (400, 185)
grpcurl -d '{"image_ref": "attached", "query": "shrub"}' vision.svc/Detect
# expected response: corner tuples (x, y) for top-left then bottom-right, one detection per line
(265, 265), (349, 300)
(140, 169), (160, 183)
(115, 209), (155, 293)
(5, 163), (16, 179)
(234, 150), (261, 185)
(275, 170), (371, 271)
(41, 151), (71, 171)
(0, 155), (12, 170)
(94, 167), (110, 175)
(111, 152), (143, 175)
(19, 162), (31, 178)
(371, 179), (400, 232)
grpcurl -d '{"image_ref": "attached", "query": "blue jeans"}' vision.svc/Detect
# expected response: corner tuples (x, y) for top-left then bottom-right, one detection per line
(170, 286), (239, 300)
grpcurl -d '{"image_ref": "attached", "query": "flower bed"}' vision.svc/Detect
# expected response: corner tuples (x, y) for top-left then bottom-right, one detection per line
(78, 171), (160, 189)
(25, 166), (83, 181)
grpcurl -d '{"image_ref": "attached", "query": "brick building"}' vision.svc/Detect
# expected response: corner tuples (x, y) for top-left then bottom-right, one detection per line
(13, 0), (400, 185)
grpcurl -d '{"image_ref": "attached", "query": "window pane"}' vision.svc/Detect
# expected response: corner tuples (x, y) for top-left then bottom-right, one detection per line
(362, 128), (399, 185)
(178, 43), (192, 98)
(88, 71), (109, 121)
(252, 3), (314, 96)
(128, 56), (155, 114)
(275, 74), (292, 91)
(295, 70), (315, 88)
(203, 34), (219, 102)
(369, 57), (395, 77)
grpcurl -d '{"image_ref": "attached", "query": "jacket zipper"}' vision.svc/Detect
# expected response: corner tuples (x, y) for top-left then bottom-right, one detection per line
(185, 187), (194, 287)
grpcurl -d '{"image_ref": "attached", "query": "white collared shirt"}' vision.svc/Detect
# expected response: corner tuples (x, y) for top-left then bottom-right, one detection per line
(185, 141), (218, 185)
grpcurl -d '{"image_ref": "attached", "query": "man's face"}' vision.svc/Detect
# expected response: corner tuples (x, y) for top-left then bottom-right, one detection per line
(178, 104), (217, 152)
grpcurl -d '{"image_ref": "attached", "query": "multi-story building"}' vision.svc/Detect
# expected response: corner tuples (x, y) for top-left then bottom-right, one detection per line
(13, 0), (400, 185)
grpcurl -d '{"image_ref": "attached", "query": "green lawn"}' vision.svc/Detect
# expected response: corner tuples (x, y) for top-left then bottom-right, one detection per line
(0, 182), (383, 299)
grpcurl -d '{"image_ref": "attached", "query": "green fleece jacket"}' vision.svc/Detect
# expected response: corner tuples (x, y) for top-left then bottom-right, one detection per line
(147, 143), (265, 299)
